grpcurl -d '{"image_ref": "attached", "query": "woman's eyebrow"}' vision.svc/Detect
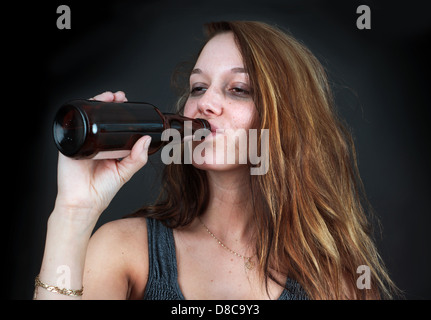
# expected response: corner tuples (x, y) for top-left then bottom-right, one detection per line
(231, 67), (247, 74)
(190, 67), (247, 75)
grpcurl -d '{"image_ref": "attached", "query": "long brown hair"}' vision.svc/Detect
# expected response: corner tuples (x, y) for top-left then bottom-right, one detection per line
(134, 21), (399, 299)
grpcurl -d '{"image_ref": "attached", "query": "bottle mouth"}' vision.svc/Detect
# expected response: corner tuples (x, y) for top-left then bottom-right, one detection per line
(196, 118), (211, 132)
(53, 104), (87, 157)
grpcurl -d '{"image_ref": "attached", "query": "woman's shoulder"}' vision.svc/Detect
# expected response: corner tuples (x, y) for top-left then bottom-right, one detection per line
(84, 217), (149, 299)
(94, 216), (148, 240)
(89, 216), (149, 256)
(92, 216), (150, 269)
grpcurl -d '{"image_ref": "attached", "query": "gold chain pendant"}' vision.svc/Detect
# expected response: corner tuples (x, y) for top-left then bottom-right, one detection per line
(199, 217), (256, 271)
(244, 257), (255, 270)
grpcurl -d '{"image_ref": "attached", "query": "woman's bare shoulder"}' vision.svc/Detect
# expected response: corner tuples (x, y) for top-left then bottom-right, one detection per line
(89, 216), (148, 255)
(83, 217), (149, 299)
(94, 216), (148, 241)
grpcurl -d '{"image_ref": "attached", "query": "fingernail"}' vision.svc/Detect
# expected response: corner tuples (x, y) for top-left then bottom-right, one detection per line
(144, 137), (152, 150)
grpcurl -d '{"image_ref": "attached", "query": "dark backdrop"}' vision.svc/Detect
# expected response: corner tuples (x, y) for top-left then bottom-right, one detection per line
(6, 0), (430, 299)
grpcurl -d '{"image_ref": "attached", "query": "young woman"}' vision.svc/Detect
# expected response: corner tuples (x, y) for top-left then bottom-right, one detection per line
(36, 21), (398, 300)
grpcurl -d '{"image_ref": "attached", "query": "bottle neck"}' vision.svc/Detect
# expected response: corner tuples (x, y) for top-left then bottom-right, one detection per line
(163, 113), (211, 133)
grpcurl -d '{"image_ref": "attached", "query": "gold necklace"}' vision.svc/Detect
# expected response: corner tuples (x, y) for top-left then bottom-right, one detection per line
(198, 217), (255, 270)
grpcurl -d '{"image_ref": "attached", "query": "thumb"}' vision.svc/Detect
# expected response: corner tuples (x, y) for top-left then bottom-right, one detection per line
(116, 136), (152, 184)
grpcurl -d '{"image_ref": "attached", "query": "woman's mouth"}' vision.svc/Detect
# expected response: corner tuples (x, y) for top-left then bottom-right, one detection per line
(208, 122), (224, 136)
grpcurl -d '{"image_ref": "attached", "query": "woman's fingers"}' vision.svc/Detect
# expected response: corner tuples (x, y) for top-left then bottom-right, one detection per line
(115, 135), (152, 185)
(113, 90), (128, 102)
(90, 91), (127, 102)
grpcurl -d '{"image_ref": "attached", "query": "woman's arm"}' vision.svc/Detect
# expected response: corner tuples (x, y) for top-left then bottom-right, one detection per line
(82, 217), (149, 300)
(35, 91), (151, 300)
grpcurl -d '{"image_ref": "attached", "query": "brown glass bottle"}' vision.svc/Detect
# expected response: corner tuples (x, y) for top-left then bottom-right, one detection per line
(53, 99), (211, 159)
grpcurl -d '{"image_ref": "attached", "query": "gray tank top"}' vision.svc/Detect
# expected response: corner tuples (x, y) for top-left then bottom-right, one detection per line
(143, 218), (308, 300)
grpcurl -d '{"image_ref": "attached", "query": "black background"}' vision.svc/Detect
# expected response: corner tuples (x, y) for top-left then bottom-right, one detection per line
(6, 0), (430, 299)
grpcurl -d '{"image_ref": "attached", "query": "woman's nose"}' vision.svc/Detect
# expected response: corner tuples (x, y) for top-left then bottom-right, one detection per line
(197, 88), (223, 117)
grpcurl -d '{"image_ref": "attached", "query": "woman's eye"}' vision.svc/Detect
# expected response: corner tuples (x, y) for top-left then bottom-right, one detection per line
(190, 86), (207, 96)
(230, 87), (250, 96)
(189, 83), (251, 98)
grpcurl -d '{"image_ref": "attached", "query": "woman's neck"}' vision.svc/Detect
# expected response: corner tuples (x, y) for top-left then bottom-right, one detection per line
(199, 167), (255, 249)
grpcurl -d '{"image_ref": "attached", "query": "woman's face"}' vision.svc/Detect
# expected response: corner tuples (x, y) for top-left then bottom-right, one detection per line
(184, 32), (257, 171)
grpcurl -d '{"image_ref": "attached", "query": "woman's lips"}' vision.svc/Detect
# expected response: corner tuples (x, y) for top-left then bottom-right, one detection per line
(208, 122), (224, 136)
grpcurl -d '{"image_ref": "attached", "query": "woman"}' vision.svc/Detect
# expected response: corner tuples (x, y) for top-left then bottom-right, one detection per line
(35, 21), (398, 299)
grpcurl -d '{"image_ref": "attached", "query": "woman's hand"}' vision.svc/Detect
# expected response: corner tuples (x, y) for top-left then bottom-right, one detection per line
(36, 91), (151, 300)
(53, 91), (152, 225)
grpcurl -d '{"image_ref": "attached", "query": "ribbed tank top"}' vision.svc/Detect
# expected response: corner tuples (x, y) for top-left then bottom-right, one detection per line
(143, 218), (308, 300)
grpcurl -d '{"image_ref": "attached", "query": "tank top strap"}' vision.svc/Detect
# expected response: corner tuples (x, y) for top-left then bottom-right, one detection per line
(143, 218), (185, 300)
(277, 277), (309, 300)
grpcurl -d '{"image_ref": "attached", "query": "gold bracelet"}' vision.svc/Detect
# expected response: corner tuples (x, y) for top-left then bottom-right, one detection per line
(34, 275), (83, 298)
